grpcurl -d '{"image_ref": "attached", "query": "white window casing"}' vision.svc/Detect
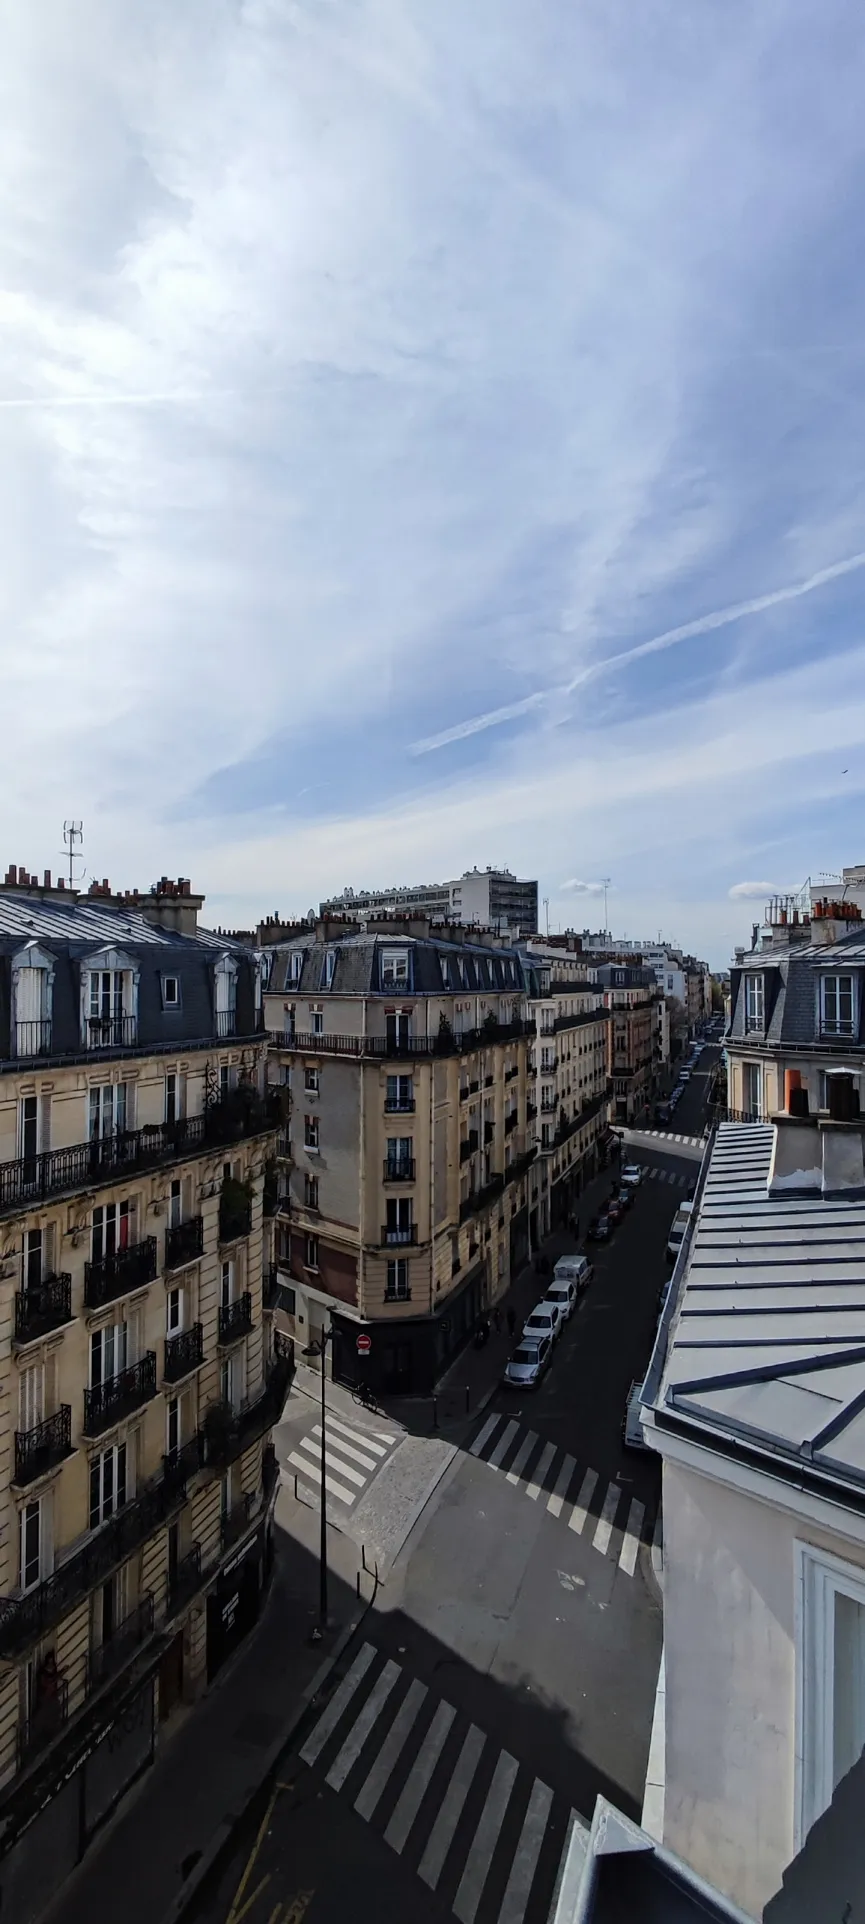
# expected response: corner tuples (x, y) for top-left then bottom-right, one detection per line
(11, 943), (55, 1056)
(795, 1540), (865, 1848)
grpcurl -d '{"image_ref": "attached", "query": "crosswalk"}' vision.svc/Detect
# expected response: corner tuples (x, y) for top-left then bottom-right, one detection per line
(469, 1415), (649, 1579)
(639, 1164), (690, 1188)
(281, 1410), (400, 1514)
(638, 1129), (702, 1149)
(299, 1638), (589, 1923)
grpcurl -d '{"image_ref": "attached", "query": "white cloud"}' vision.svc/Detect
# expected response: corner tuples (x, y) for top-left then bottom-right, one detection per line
(560, 879), (606, 895)
(728, 881), (780, 901)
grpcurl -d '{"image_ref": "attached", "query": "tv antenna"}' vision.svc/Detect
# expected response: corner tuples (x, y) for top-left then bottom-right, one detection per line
(61, 821), (85, 889)
(543, 896), (550, 937)
(602, 877), (611, 937)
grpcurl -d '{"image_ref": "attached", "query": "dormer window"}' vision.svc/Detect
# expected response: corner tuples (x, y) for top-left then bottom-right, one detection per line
(323, 950), (336, 990)
(289, 951), (303, 986)
(744, 973), (764, 1032)
(381, 949), (410, 990)
(84, 950), (138, 1050)
(11, 943), (55, 1058)
(213, 954), (237, 1040)
(821, 973), (856, 1038)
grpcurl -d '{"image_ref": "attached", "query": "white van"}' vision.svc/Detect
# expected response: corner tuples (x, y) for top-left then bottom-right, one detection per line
(552, 1253), (593, 1293)
(666, 1201), (693, 1262)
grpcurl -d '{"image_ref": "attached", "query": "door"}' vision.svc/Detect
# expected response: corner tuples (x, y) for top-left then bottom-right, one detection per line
(381, 1342), (412, 1394)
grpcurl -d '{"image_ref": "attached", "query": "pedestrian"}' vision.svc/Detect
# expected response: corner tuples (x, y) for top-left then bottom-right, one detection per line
(506, 1306), (517, 1338)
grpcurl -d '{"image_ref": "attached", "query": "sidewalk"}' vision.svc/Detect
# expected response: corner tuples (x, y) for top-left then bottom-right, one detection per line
(47, 1491), (372, 1924)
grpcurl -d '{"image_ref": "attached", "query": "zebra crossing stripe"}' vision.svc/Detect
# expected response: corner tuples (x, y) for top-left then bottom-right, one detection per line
(470, 1413), (501, 1457)
(326, 1657), (401, 1791)
(489, 1418), (521, 1470)
(506, 1430), (539, 1486)
(285, 1451), (358, 1506)
(418, 1723), (486, 1889)
(453, 1749), (519, 1923)
(593, 1483), (621, 1555)
(498, 1778), (554, 1924)
(310, 1423), (380, 1472)
(354, 1676), (428, 1820)
(384, 1699), (456, 1853)
(525, 1441), (556, 1501)
(547, 1453), (576, 1518)
(300, 1642), (376, 1764)
(296, 1437), (367, 1488)
(568, 1469), (598, 1534)
(618, 1497), (645, 1576)
(326, 1412), (391, 1455)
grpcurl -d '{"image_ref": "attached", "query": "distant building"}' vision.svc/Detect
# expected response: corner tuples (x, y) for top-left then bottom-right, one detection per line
(320, 868), (538, 934)
(594, 963), (659, 1124)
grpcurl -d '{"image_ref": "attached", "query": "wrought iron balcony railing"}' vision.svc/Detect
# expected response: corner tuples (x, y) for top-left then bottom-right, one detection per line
(268, 1018), (531, 1060)
(383, 1158), (416, 1182)
(14, 1273), (72, 1345)
(164, 1323), (205, 1384)
(87, 1015), (138, 1050)
(215, 1009), (237, 1039)
(84, 1237), (158, 1311)
(381, 1224), (417, 1246)
(384, 1096), (415, 1113)
(218, 1293), (254, 1346)
(88, 1595), (155, 1694)
(460, 1132), (478, 1162)
(14, 1019), (53, 1058)
(484, 1120), (495, 1143)
(83, 1354), (157, 1436)
(165, 1216), (204, 1270)
(14, 1407), (73, 1487)
(201, 1340), (293, 1470)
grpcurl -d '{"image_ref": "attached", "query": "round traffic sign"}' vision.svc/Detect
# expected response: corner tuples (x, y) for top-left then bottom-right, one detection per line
(356, 1333), (372, 1354)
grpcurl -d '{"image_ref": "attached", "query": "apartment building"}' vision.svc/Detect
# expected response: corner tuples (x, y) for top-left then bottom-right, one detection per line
(0, 871), (287, 1912)
(520, 942), (611, 1228)
(642, 1098), (865, 1920)
(595, 964), (658, 1124)
(263, 920), (545, 1395)
(726, 892), (865, 1121)
(320, 867), (538, 933)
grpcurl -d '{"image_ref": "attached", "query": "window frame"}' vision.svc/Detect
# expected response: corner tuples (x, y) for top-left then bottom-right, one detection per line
(795, 1540), (865, 1848)
(304, 1114), (320, 1152)
(820, 973), (856, 1039)
(305, 1234), (319, 1272)
(744, 973), (765, 1033)
(161, 974), (181, 1010)
(386, 1258), (410, 1300)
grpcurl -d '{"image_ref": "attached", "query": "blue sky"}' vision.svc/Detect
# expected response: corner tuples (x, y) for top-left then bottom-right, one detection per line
(3, 1), (865, 964)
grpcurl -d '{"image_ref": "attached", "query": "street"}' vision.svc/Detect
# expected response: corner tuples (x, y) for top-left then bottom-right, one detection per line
(186, 1048), (719, 1924)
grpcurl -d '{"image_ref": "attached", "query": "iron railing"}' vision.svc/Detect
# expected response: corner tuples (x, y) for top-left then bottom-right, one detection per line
(381, 1224), (417, 1246)
(383, 1158), (415, 1182)
(14, 1273), (72, 1345)
(14, 1407), (73, 1487)
(215, 1009), (237, 1039)
(201, 1342), (293, 1471)
(84, 1237), (158, 1310)
(88, 1595), (155, 1694)
(168, 1544), (202, 1617)
(164, 1324), (204, 1384)
(268, 1018), (531, 1060)
(218, 1293), (253, 1345)
(83, 1354), (157, 1436)
(504, 1112), (518, 1135)
(87, 1015), (138, 1050)
(459, 1132), (478, 1162)
(14, 1020), (53, 1058)
(165, 1216), (204, 1269)
(383, 1096), (415, 1113)
(484, 1120), (495, 1143)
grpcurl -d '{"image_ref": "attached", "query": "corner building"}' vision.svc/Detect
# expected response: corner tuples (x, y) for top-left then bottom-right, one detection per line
(0, 872), (287, 1909)
(264, 919), (546, 1395)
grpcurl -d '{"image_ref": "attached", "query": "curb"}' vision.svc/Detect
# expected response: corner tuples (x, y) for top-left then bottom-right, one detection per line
(160, 1598), (370, 1924)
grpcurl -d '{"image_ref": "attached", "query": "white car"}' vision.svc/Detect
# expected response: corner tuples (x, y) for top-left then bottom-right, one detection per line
(523, 1301), (562, 1345)
(544, 1278), (577, 1321)
(620, 1164), (644, 1188)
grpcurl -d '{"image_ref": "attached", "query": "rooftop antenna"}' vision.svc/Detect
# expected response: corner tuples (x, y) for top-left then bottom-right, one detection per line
(61, 820), (85, 889)
(543, 896), (550, 937)
(602, 877), (611, 937)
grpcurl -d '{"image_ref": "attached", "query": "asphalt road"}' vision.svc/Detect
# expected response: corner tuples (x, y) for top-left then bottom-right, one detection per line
(187, 1071), (722, 1924)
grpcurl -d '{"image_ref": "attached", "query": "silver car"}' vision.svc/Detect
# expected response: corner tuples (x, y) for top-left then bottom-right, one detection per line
(503, 1334), (552, 1390)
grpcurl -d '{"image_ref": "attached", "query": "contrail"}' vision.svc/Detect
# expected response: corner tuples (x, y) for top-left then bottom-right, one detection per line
(410, 547), (865, 755)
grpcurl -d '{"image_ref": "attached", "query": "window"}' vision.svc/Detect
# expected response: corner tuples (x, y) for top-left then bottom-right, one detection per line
(220, 1259), (235, 1308)
(220, 1352), (242, 1410)
(89, 1082), (127, 1140)
(386, 1136), (413, 1172)
(23, 1227), (46, 1288)
(386, 1259), (410, 1300)
(311, 1008), (324, 1037)
(90, 1318), (132, 1388)
(304, 1114), (320, 1151)
(20, 1500), (43, 1592)
(89, 1443), (127, 1529)
(386, 1010), (411, 1052)
(162, 975), (180, 1008)
(166, 1393), (186, 1459)
(168, 1177), (182, 1230)
(742, 1062), (763, 1119)
(304, 1067), (320, 1095)
(305, 1234), (319, 1270)
(89, 970), (124, 1021)
(381, 949), (410, 989)
(19, 1361), (44, 1434)
(164, 1072), (184, 1124)
(385, 1197), (412, 1241)
(284, 1004), (296, 1039)
(796, 1543), (865, 1845)
(91, 1200), (130, 1264)
(166, 1287), (184, 1335)
(385, 1075), (414, 1112)
(304, 1173), (319, 1210)
(289, 951), (303, 985)
(821, 974), (855, 1038)
(277, 1282), (296, 1316)
(18, 1095), (39, 1164)
(744, 974), (764, 1032)
(323, 950), (336, 989)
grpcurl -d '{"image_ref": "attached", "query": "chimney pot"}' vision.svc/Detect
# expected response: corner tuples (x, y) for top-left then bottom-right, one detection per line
(828, 1072), (857, 1124)
(43, 870), (50, 888)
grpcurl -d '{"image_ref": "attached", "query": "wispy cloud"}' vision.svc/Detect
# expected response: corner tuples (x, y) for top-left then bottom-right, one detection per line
(561, 879), (606, 895)
(728, 880), (781, 901)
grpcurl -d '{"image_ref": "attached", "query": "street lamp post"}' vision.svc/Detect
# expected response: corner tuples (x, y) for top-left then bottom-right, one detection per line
(302, 1325), (334, 1635)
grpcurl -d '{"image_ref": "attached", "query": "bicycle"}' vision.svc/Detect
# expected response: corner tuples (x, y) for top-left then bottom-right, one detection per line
(352, 1381), (381, 1414)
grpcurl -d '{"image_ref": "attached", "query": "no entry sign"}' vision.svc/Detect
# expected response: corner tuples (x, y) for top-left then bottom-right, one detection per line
(356, 1333), (372, 1354)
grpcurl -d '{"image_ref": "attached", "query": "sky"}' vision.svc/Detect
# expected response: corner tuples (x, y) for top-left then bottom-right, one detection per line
(3, 1), (865, 967)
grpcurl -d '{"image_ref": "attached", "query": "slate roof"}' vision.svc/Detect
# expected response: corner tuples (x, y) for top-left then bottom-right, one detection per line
(264, 930), (528, 1000)
(728, 924), (865, 1051)
(647, 1121), (865, 1499)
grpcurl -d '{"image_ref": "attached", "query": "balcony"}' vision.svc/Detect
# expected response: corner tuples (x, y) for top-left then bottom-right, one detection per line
(540, 1098), (557, 1114)
(219, 1177), (252, 1244)
(469, 1078), (480, 1095)
(526, 1101), (537, 1120)
(165, 1216), (204, 1270)
(484, 1074), (493, 1088)
(215, 1009), (237, 1039)
(540, 1057), (559, 1075)
(384, 1096), (415, 1113)
(504, 1112), (518, 1136)
(381, 1223), (417, 1246)
(14, 1019), (52, 1058)
(268, 1018), (531, 1060)
(14, 1273), (72, 1345)
(201, 1338), (293, 1470)
(14, 1407), (73, 1487)
(168, 1544), (202, 1618)
(164, 1323), (205, 1384)
(19, 1672), (70, 1769)
(484, 1120), (495, 1144)
(221, 1492), (254, 1551)
(383, 1158), (416, 1182)
(88, 1595), (155, 1694)
(218, 1292), (254, 1346)
(504, 1065), (519, 1081)
(86, 1014), (138, 1051)
(83, 1353), (157, 1437)
(459, 1131), (478, 1163)
(84, 1236), (158, 1311)
(459, 1084), (469, 1102)
(0, 1089), (283, 1222)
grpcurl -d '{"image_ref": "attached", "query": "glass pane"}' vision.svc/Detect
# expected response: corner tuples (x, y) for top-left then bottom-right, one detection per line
(834, 1589), (865, 1789)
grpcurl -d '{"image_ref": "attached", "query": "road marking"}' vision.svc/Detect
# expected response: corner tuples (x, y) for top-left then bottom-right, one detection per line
(470, 1413), (501, 1457)
(326, 1412), (391, 1453)
(295, 1437), (367, 1488)
(489, 1418), (520, 1469)
(546, 1453), (576, 1517)
(384, 1699), (456, 1854)
(300, 1642), (376, 1764)
(309, 1423), (379, 1471)
(525, 1441), (556, 1501)
(453, 1748), (519, 1923)
(418, 1723), (486, 1890)
(285, 1452), (358, 1507)
(326, 1658), (401, 1791)
(568, 1469), (598, 1534)
(618, 1497), (645, 1575)
(593, 1482), (622, 1555)
(225, 1781), (284, 1924)
(499, 1779), (553, 1924)
(354, 1676), (428, 1820)
(506, 1430), (539, 1485)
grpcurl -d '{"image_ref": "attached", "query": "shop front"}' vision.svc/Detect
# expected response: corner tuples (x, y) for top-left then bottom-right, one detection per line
(206, 1521), (267, 1684)
(332, 1261), (488, 1398)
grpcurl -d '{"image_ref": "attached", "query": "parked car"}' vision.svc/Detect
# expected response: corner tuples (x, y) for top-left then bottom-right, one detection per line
(543, 1278), (578, 1321)
(654, 1102), (671, 1125)
(503, 1335), (552, 1390)
(620, 1164), (644, 1187)
(666, 1200), (694, 1262)
(523, 1301), (562, 1345)
(607, 1197), (626, 1225)
(615, 1186), (633, 1211)
(553, 1252), (593, 1293)
(679, 1069), (691, 1083)
(623, 1378), (649, 1452)
(588, 1212), (613, 1241)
